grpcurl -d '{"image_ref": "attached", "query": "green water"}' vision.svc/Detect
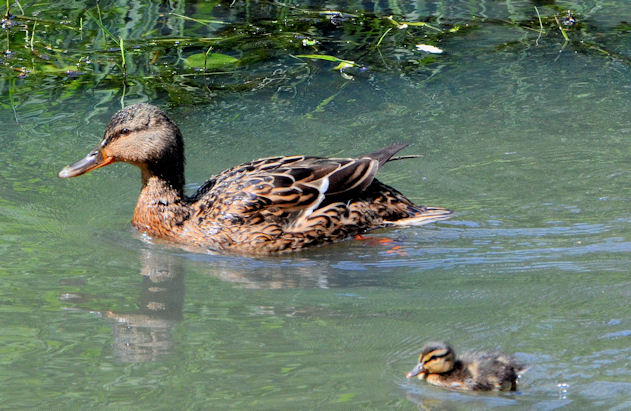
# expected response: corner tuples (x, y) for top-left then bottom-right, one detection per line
(2, 1), (631, 409)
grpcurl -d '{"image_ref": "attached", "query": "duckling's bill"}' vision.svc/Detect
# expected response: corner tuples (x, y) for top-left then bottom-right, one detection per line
(58, 149), (114, 178)
(406, 363), (425, 379)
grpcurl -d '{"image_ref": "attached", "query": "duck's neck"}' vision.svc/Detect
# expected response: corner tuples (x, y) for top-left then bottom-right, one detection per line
(132, 168), (190, 239)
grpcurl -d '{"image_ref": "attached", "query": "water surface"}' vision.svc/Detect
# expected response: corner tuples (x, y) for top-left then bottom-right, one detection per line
(1, 1), (631, 408)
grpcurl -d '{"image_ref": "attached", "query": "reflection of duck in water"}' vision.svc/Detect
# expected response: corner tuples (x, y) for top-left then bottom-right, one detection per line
(406, 341), (527, 391)
(106, 250), (185, 362)
(59, 103), (451, 254)
(61, 249), (185, 363)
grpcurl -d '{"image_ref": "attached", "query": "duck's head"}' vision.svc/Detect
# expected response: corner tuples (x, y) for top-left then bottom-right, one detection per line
(58, 103), (185, 188)
(406, 341), (455, 379)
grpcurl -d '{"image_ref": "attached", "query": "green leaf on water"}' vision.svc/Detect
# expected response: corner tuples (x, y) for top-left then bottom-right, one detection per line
(295, 54), (356, 67)
(38, 65), (80, 74)
(184, 53), (238, 69)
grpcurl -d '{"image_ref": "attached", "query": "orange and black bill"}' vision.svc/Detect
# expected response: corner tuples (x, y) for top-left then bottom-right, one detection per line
(58, 149), (114, 178)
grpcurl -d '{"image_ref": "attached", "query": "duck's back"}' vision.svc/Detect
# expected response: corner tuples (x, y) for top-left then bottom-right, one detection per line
(190, 154), (375, 224)
(182, 148), (449, 253)
(461, 352), (524, 391)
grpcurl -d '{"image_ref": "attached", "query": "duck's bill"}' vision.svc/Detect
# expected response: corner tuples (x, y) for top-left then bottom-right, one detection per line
(406, 363), (425, 379)
(58, 149), (114, 178)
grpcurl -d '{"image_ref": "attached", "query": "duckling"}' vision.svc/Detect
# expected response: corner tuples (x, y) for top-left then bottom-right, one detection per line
(406, 341), (527, 391)
(58, 103), (452, 254)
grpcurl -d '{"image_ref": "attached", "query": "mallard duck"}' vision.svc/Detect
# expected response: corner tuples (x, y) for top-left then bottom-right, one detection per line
(58, 103), (451, 254)
(406, 341), (527, 391)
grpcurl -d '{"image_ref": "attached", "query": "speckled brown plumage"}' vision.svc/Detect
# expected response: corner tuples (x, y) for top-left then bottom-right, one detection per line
(406, 341), (528, 391)
(59, 103), (452, 254)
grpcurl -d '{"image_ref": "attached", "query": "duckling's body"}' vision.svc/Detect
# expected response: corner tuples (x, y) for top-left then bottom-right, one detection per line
(407, 341), (527, 392)
(59, 103), (451, 254)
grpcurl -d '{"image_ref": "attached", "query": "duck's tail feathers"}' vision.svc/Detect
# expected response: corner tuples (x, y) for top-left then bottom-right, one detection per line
(388, 154), (422, 162)
(386, 206), (453, 226)
(366, 143), (410, 167)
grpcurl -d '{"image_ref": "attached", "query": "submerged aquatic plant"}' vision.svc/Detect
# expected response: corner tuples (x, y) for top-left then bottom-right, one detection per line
(0, 0), (628, 109)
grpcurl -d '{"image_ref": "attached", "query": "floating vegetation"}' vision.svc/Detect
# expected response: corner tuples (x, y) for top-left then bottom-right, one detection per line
(183, 52), (239, 70)
(415, 45), (444, 54)
(0, 1), (629, 108)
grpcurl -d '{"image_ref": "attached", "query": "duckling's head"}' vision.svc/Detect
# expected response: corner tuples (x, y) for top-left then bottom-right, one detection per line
(59, 103), (185, 189)
(406, 341), (456, 379)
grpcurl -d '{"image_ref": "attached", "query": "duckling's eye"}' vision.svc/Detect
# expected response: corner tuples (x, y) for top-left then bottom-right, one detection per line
(120, 128), (131, 136)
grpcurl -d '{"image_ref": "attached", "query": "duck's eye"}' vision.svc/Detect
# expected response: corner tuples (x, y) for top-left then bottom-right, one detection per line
(120, 128), (131, 135)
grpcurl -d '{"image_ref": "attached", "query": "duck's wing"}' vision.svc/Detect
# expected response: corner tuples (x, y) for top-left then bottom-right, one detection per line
(465, 352), (524, 391)
(197, 144), (411, 219)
